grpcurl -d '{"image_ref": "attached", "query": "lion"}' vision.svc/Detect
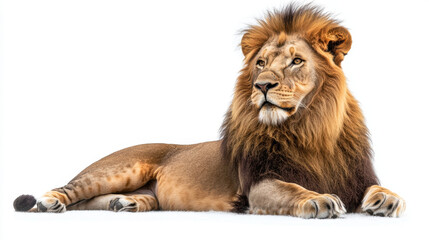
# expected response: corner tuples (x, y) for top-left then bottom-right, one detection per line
(14, 4), (405, 218)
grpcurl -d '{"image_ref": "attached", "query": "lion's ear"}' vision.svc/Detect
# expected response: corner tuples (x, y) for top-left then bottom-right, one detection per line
(241, 33), (260, 58)
(318, 26), (352, 66)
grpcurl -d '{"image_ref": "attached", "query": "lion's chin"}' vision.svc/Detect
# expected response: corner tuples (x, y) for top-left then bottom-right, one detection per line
(258, 105), (289, 125)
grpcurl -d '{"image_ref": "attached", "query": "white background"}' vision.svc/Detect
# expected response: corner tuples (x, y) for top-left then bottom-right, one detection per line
(1, 0), (428, 239)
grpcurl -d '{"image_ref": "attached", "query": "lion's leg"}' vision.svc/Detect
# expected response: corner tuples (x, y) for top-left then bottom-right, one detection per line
(359, 185), (405, 217)
(36, 161), (155, 213)
(68, 185), (158, 212)
(248, 179), (346, 219)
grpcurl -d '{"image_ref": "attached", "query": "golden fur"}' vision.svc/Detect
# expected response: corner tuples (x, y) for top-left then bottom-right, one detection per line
(13, 4), (405, 218)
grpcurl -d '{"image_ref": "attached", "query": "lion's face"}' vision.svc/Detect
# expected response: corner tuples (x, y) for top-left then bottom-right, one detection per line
(251, 35), (316, 125)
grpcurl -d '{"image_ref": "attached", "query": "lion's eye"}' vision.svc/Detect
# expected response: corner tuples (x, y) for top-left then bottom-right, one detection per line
(256, 59), (265, 68)
(292, 58), (303, 65)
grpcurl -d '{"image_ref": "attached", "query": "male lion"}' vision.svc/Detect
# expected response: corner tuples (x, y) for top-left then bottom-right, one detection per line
(14, 4), (405, 218)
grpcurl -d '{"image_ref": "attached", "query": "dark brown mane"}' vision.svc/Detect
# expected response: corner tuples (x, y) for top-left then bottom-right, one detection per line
(221, 4), (378, 213)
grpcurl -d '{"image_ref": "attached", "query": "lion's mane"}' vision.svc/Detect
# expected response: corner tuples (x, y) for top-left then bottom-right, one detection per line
(221, 4), (378, 212)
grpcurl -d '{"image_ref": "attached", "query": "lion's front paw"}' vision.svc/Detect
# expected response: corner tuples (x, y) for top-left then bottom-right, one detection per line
(361, 185), (405, 217)
(37, 197), (66, 213)
(109, 197), (138, 212)
(296, 194), (346, 219)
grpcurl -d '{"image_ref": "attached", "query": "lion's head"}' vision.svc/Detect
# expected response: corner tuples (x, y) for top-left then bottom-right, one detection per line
(222, 4), (377, 212)
(240, 6), (352, 126)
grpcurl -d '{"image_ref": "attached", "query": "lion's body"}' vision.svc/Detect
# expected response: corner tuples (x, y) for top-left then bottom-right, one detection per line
(57, 141), (238, 212)
(14, 4), (405, 218)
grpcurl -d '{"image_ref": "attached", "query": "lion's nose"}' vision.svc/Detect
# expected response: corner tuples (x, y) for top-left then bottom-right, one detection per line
(254, 82), (279, 94)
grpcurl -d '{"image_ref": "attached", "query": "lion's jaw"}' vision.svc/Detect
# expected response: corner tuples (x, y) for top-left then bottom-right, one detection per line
(250, 37), (316, 126)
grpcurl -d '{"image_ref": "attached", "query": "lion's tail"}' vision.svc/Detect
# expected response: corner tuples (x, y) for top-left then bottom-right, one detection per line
(13, 194), (37, 212)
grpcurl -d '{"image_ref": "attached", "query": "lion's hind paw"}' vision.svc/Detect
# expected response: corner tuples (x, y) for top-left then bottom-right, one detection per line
(37, 197), (66, 213)
(109, 197), (138, 212)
